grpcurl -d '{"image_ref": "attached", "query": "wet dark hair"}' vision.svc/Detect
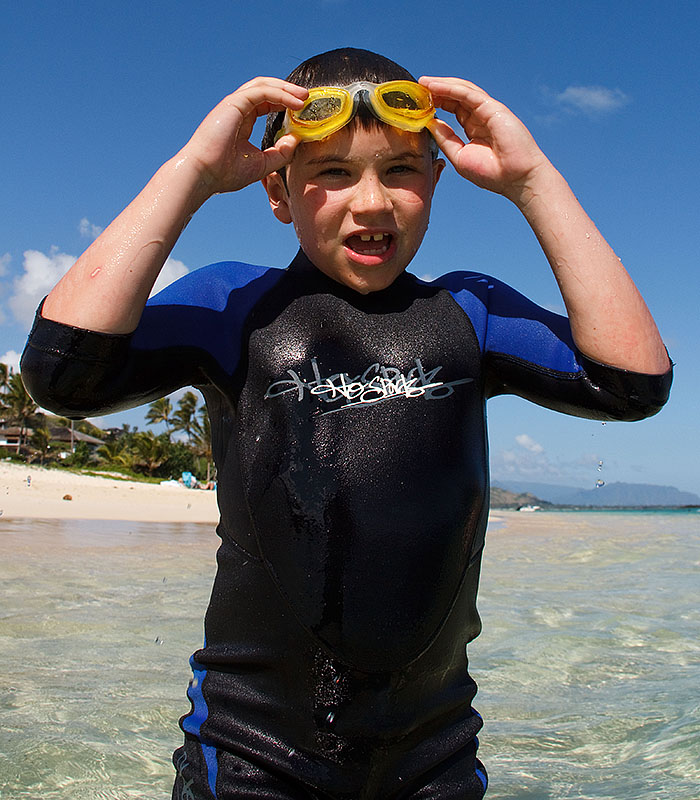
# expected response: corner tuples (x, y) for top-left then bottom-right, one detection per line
(261, 47), (418, 151)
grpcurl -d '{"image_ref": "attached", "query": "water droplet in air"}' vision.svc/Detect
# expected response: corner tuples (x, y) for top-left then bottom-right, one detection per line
(26, 476), (31, 487)
(597, 460), (603, 471)
(154, 636), (164, 645)
(601, 422), (607, 426)
(596, 480), (605, 488)
(326, 711), (335, 725)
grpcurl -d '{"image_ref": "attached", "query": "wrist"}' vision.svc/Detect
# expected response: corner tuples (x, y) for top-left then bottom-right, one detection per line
(162, 150), (218, 212)
(505, 159), (564, 212)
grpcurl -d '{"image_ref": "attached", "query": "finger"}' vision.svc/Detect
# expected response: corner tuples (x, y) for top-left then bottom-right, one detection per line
(216, 79), (308, 126)
(259, 134), (301, 176)
(427, 118), (468, 165)
(420, 76), (504, 119)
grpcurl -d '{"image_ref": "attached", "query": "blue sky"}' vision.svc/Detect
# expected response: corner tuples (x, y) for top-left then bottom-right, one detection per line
(2, 1), (699, 494)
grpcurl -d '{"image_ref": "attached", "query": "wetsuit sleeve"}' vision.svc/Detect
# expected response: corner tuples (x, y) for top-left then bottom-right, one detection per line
(20, 261), (281, 419)
(437, 271), (672, 421)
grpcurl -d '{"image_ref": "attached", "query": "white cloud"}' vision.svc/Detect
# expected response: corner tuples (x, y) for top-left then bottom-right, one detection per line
(0, 349), (21, 371)
(78, 217), (104, 240)
(150, 257), (189, 296)
(515, 433), (544, 453)
(9, 248), (76, 326)
(492, 433), (608, 484)
(555, 85), (630, 114)
(5, 245), (189, 326)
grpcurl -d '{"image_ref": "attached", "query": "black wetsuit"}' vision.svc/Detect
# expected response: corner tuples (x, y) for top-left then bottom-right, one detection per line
(21, 252), (671, 799)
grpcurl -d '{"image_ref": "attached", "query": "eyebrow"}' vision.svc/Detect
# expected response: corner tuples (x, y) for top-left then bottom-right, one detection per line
(302, 150), (425, 166)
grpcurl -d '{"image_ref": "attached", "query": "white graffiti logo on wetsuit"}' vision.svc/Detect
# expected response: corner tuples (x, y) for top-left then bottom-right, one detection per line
(264, 357), (473, 414)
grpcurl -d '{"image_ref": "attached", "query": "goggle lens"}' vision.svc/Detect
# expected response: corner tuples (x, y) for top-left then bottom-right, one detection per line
(297, 94), (345, 122)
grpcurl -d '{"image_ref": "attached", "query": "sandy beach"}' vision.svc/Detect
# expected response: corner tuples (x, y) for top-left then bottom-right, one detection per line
(0, 460), (220, 523)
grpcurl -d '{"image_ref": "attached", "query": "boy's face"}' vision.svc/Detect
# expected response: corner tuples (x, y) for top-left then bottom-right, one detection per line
(264, 123), (443, 294)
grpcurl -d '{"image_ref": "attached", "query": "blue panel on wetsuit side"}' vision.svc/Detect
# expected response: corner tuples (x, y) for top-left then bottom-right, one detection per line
(182, 652), (219, 797)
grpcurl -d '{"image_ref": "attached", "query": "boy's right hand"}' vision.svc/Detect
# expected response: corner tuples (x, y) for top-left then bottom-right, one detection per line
(179, 77), (308, 196)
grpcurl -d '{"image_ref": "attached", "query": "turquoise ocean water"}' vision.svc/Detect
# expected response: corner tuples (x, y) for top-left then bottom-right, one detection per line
(0, 511), (698, 799)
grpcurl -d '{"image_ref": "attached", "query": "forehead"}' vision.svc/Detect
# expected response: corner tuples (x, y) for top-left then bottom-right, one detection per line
(292, 122), (432, 164)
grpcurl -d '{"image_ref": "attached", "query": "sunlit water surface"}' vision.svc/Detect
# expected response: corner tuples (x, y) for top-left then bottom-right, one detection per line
(1, 512), (698, 799)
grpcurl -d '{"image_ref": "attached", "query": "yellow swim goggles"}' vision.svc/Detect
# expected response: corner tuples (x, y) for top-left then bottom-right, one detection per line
(278, 80), (435, 142)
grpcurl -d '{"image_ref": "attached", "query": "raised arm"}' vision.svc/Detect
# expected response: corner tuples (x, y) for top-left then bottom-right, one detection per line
(419, 76), (670, 375)
(41, 78), (307, 334)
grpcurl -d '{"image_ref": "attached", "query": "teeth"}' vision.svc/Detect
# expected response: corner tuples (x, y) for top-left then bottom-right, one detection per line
(359, 233), (386, 242)
(360, 234), (371, 241)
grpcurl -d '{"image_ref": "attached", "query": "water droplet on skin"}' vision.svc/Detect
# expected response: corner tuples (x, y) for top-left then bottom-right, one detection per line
(596, 480), (605, 488)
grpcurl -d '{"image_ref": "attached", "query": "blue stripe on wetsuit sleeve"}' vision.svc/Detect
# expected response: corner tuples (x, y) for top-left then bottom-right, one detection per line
(131, 261), (284, 376)
(429, 271), (582, 375)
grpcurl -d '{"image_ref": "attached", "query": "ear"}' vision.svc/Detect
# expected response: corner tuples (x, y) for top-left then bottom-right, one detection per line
(262, 172), (293, 225)
(431, 157), (445, 194)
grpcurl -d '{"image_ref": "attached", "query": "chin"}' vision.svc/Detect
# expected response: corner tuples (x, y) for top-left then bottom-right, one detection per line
(341, 265), (406, 295)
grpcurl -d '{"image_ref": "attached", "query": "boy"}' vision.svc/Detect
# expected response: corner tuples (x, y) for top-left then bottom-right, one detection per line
(21, 48), (671, 799)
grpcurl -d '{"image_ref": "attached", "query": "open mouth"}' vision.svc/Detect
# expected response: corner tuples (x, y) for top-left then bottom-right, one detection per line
(345, 232), (393, 256)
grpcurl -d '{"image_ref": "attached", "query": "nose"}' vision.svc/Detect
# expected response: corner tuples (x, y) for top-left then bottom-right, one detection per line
(350, 172), (393, 216)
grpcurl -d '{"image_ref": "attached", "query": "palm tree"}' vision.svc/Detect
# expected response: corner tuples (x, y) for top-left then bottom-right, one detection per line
(3, 373), (37, 454)
(145, 397), (173, 440)
(30, 425), (52, 465)
(172, 391), (200, 443)
(97, 437), (134, 470)
(131, 430), (170, 476)
(191, 405), (213, 482)
(0, 362), (11, 397)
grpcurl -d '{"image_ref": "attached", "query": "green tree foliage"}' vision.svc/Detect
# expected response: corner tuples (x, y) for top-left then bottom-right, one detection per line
(172, 391), (200, 443)
(131, 431), (170, 476)
(96, 437), (135, 470)
(145, 397), (174, 439)
(2, 372), (38, 453)
(30, 425), (52, 466)
(191, 405), (213, 482)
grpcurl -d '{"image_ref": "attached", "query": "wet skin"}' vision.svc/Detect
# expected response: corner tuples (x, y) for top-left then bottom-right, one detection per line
(264, 124), (444, 294)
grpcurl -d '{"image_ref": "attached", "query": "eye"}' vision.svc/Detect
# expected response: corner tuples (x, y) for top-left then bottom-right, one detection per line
(387, 163), (416, 176)
(318, 166), (350, 178)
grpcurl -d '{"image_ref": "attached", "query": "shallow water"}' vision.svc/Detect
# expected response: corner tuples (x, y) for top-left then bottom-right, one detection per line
(0, 512), (698, 798)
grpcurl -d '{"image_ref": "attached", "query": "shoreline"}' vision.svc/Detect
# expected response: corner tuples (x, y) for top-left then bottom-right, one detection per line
(0, 461), (220, 524)
(2, 461), (689, 528)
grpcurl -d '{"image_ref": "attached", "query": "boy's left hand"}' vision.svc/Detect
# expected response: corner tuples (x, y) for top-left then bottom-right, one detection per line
(419, 77), (552, 206)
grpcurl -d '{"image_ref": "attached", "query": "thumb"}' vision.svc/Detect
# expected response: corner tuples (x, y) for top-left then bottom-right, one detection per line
(261, 134), (301, 176)
(427, 118), (467, 167)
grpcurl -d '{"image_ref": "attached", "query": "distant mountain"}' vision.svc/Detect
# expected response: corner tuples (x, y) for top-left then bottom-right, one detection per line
(490, 486), (550, 509)
(493, 481), (700, 507)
